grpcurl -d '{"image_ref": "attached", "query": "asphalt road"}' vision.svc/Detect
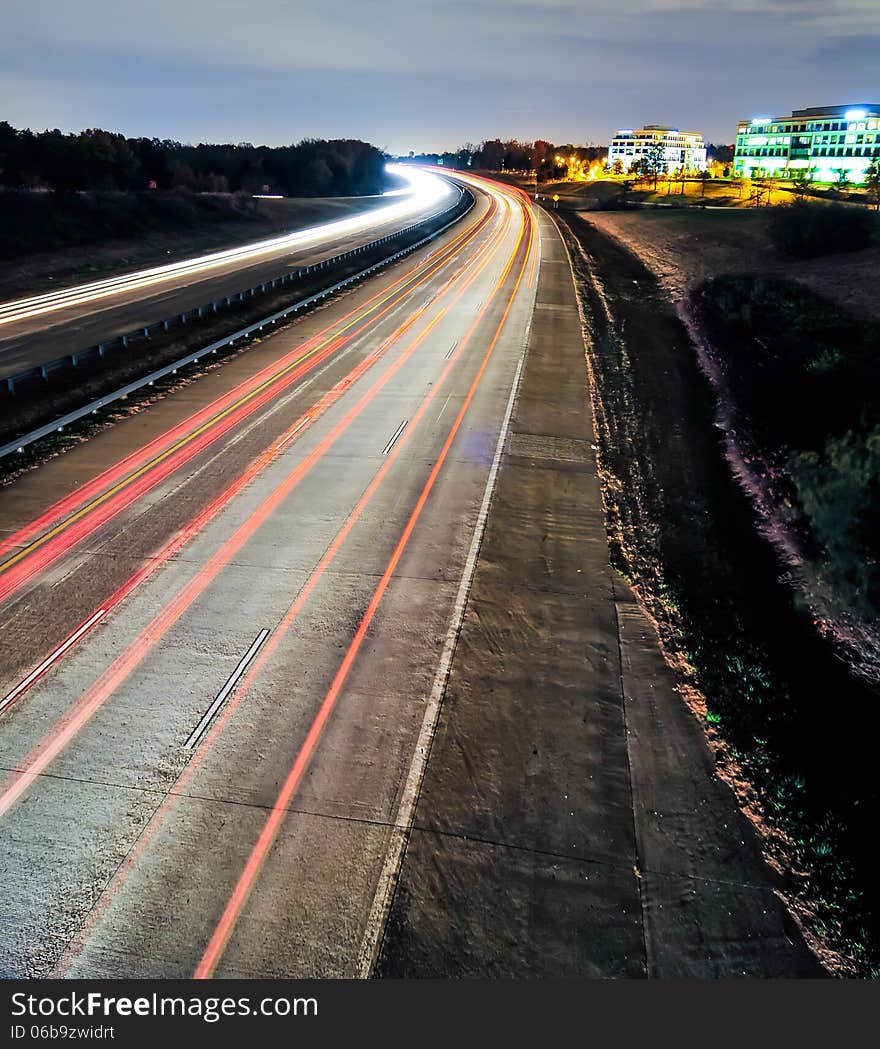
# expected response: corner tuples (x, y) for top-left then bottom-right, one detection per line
(0, 167), (456, 381)
(0, 172), (538, 977)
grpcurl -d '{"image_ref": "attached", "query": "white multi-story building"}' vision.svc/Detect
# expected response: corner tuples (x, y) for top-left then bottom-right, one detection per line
(608, 125), (707, 174)
(733, 104), (880, 184)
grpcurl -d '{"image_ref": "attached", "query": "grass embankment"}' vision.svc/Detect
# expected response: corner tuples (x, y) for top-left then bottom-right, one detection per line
(0, 190), (270, 259)
(554, 207), (880, 975)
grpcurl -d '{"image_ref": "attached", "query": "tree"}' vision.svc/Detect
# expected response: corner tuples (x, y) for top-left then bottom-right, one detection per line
(0, 121), (388, 198)
(834, 168), (851, 195)
(865, 158), (880, 211)
(478, 139), (505, 172)
(611, 157), (624, 176)
(791, 167), (814, 202)
(644, 141), (666, 191)
(790, 427), (880, 617)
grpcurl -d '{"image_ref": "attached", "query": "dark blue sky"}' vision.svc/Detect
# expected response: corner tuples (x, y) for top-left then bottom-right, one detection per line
(3, 0), (878, 152)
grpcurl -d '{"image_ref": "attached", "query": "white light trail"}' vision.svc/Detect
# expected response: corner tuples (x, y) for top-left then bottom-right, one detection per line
(0, 165), (453, 328)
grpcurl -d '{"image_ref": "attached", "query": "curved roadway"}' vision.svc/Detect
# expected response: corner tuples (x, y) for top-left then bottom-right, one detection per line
(0, 171), (537, 977)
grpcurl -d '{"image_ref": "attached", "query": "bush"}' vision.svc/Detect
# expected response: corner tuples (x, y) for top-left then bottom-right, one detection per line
(693, 272), (880, 622)
(692, 275), (880, 452)
(790, 428), (880, 617)
(767, 201), (874, 258)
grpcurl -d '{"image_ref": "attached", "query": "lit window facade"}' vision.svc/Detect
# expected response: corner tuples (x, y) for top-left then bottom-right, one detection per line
(734, 104), (880, 184)
(608, 125), (707, 174)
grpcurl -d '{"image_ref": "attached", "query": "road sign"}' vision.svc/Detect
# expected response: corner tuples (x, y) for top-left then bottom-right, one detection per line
(552, 194), (559, 201)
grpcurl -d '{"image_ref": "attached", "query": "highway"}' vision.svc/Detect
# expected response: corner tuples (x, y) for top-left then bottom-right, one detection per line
(0, 170), (539, 977)
(0, 165), (457, 381)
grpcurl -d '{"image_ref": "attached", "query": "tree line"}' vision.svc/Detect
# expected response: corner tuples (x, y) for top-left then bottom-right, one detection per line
(401, 138), (733, 179)
(0, 122), (388, 197)
(402, 139), (603, 178)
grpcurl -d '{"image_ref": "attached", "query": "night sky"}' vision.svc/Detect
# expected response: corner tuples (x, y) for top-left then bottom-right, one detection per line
(3, 0), (878, 152)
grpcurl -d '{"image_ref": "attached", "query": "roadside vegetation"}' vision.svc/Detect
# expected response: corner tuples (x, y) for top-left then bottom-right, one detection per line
(692, 275), (880, 649)
(0, 122), (390, 270)
(554, 208), (880, 975)
(767, 201), (874, 257)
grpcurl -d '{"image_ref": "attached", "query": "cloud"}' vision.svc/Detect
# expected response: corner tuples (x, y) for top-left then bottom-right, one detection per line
(2, 0), (878, 151)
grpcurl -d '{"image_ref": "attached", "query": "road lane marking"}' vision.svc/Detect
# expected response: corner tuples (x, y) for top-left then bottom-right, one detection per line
(184, 630), (270, 750)
(435, 394), (452, 424)
(444, 341), (458, 360)
(382, 420), (408, 456)
(0, 609), (107, 716)
(359, 204), (538, 977)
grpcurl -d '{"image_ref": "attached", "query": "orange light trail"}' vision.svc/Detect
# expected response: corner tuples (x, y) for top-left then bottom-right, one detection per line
(0, 203), (496, 607)
(0, 189), (516, 821)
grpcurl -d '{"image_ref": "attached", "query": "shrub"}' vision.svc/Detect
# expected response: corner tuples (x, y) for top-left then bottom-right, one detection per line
(692, 275), (880, 452)
(767, 201), (874, 258)
(790, 428), (880, 617)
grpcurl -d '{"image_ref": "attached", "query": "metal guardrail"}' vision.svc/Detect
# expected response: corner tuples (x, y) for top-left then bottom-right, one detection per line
(0, 186), (474, 460)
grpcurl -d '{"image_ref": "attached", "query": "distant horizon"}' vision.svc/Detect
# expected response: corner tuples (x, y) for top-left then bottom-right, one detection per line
(3, 114), (766, 154)
(9, 99), (880, 156)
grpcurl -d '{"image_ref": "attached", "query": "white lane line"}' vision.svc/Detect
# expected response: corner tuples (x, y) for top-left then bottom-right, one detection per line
(444, 341), (458, 360)
(435, 394), (452, 425)
(184, 629), (270, 750)
(0, 609), (107, 715)
(382, 420), (408, 456)
(275, 415), (312, 453)
(356, 275), (538, 978)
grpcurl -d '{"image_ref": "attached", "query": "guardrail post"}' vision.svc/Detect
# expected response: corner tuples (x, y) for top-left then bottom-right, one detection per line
(6, 377), (15, 394)
(40, 365), (49, 380)
(98, 343), (105, 357)
(121, 334), (129, 348)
